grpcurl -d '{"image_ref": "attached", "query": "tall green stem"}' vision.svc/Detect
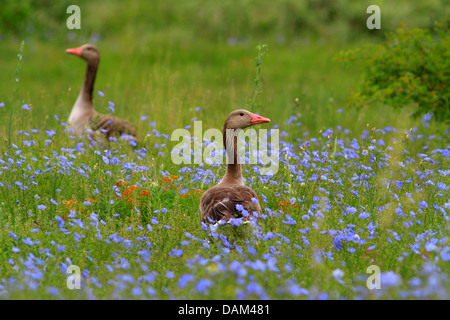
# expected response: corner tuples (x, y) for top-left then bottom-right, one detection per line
(8, 41), (25, 147)
(249, 44), (268, 112)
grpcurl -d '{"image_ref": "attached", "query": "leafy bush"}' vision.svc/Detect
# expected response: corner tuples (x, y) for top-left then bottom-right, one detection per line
(1, 0), (448, 42)
(338, 23), (449, 121)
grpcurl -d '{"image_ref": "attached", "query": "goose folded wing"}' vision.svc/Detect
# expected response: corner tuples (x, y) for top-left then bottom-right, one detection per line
(200, 186), (261, 223)
(89, 113), (137, 138)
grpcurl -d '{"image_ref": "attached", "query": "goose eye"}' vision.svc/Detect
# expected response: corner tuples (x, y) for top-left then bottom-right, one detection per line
(240, 113), (244, 116)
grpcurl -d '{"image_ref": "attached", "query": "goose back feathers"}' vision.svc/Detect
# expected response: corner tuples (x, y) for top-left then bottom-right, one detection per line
(200, 185), (261, 223)
(89, 112), (137, 139)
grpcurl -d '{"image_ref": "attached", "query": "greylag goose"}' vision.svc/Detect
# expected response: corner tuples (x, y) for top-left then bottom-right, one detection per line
(199, 109), (270, 224)
(66, 44), (137, 140)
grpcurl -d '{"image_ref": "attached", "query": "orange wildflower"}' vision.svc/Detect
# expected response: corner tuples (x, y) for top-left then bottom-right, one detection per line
(276, 200), (299, 210)
(180, 188), (204, 199)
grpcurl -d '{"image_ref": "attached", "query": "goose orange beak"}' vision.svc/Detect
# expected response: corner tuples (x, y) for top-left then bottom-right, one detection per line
(250, 113), (271, 125)
(65, 46), (83, 57)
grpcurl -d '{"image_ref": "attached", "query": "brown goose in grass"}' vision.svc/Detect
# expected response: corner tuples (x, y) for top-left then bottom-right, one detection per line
(66, 44), (137, 140)
(199, 109), (270, 225)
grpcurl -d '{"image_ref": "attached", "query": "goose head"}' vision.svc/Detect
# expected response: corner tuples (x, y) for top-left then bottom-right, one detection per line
(224, 109), (270, 130)
(66, 44), (100, 63)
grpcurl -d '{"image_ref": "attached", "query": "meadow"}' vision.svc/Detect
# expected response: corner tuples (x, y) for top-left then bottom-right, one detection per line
(0, 1), (449, 300)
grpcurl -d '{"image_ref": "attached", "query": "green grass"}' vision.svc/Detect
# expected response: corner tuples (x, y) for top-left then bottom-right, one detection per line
(0, 2), (449, 300)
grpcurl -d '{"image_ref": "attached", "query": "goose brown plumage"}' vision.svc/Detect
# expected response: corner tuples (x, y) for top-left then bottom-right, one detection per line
(66, 44), (137, 140)
(199, 109), (270, 224)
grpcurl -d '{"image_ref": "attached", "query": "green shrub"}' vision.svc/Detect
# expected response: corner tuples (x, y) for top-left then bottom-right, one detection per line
(1, 0), (448, 42)
(338, 23), (450, 121)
